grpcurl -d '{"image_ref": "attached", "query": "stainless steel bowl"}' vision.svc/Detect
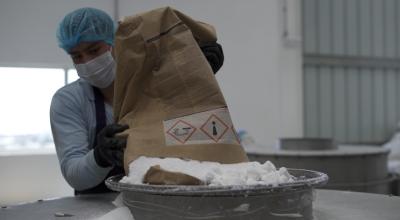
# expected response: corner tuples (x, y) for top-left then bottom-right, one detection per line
(106, 169), (328, 220)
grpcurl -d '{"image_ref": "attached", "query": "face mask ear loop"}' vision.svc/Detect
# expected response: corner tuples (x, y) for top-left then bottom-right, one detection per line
(110, 47), (116, 61)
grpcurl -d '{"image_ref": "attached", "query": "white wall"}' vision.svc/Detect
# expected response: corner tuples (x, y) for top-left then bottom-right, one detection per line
(0, 0), (114, 68)
(0, 0), (303, 205)
(119, 0), (304, 147)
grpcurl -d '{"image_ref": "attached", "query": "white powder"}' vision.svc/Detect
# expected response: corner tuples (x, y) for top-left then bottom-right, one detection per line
(120, 157), (294, 186)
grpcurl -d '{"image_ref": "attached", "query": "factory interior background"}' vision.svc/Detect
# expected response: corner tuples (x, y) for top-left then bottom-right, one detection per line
(1, 0), (400, 206)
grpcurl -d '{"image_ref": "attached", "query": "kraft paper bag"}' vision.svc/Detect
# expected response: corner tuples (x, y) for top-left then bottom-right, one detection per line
(113, 7), (249, 183)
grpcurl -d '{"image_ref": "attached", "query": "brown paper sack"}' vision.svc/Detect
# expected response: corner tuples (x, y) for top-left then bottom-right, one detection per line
(143, 165), (203, 185)
(113, 7), (249, 184)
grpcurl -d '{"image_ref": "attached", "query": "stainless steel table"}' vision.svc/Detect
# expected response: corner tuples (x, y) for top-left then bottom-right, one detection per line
(0, 193), (117, 220)
(1, 190), (399, 220)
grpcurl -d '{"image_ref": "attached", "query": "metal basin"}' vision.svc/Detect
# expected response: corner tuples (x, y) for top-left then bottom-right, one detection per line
(278, 138), (338, 151)
(247, 144), (391, 194)
(106, 169), (328, 220)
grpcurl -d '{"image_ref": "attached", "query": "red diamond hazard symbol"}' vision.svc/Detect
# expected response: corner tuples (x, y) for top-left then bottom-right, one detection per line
(166, 120), (196, 144)
(200, 114), (229, 142)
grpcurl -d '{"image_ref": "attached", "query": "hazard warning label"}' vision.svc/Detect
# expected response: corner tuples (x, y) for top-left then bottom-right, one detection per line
(163, 107), (240, 146)
(166, 120), (196, 144)
(200, 114), (229, 142)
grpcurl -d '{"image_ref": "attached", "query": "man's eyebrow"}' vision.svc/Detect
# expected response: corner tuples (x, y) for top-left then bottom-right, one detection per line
(86, 43), (101, 50)
(68, 42), (101, 55)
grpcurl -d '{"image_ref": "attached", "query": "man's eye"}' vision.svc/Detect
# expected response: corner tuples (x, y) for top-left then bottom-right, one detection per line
(89, 48), (99, 55)
(71, 55), (81, 61)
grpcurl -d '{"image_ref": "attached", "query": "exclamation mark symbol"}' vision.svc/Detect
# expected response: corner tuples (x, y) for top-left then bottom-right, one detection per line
(212, 121), (218, 136)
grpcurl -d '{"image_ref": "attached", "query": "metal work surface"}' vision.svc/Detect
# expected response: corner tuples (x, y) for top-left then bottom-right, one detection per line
(314, 190), (400, 220)
(0, 190), (399, 220)
(0, 193), (118, 220)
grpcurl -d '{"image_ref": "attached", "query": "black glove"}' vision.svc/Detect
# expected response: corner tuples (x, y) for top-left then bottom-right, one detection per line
(93, 124), (129, 168)
(200, 42), (224, 74)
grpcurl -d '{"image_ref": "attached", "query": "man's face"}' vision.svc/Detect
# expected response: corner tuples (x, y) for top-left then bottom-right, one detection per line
(68, 41), (111, 64)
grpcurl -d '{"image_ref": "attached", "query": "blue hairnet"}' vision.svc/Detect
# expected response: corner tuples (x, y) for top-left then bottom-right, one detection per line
(57, 7), (115, 52)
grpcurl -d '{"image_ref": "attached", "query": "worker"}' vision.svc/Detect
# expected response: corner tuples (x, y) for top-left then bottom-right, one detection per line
(50, 7), (224, 194)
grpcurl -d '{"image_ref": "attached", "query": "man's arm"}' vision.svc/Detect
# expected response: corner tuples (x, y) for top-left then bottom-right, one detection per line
(50, 91), (111, 191)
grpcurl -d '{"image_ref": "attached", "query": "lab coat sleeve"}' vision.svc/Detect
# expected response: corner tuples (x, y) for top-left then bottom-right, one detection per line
(50, 90), (112, 191)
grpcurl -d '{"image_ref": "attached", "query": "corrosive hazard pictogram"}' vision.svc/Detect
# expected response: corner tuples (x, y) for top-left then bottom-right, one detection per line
(200, 114), (229, 142)
(166, 120), (196, 144)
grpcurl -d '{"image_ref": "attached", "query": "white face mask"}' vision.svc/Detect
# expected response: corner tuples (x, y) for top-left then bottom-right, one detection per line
(74, 51), (116, 88)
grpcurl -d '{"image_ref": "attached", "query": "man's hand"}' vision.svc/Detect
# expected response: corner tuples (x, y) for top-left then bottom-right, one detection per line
(93, 124), (129, 168)
(200, 42), (224, 74)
